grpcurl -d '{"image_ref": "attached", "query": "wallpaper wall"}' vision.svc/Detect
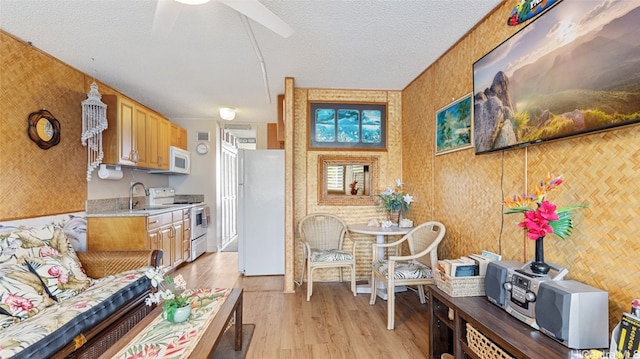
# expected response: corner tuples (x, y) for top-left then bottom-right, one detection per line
(0, 31), (86, 220)
(402, 1), (640, 329)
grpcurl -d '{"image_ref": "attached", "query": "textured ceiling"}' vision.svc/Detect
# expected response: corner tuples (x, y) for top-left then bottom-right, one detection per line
(0, 0), (502, 123)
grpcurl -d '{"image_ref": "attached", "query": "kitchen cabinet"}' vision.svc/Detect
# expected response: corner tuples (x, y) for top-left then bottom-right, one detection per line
(87, 208), (188, 269)
(277, 94), (284, 142)
(181, 209), (191, 262)
(102, 94), (171, 170)
(428, 285), (572, 359)
(171, 210), (185, 268)
(170, 123), (188, 150)
(146, 212), (173, 267)
(102, 95), (140, 166)
(158, 117), (170, 168)
(135, 106), (150, 168)
(147, 112), (170, 170)
(267, 123), (283, 149)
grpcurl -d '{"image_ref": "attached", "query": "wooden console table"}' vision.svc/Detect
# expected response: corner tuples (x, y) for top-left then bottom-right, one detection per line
(100, 288), (243, 358)
(428, 285), (572, 359)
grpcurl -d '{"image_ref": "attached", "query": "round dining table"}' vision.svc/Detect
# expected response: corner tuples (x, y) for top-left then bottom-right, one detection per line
(348, 223), (412, 299)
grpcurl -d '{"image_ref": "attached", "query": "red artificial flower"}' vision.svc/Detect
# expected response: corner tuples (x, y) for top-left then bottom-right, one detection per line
(537, 200), (559, 221)
(518, 206), (557, 240)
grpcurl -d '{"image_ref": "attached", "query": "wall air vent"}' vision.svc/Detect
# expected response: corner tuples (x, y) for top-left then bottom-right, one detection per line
(197, 131), (210, 142)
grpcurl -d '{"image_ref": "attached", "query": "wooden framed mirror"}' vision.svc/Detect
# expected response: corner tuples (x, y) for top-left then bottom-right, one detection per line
(318, 155), (379, 206)
(27, 109), (61, 150)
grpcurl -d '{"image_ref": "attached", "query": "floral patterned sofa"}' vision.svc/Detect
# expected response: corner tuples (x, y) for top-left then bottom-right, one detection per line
(0, 224), (161, 358)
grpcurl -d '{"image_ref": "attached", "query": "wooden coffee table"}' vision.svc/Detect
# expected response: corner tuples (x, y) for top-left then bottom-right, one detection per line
(99, 288), (243, 358)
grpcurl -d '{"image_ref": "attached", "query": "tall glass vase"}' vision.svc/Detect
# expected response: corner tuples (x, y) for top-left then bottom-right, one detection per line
(529, 236), (550, 275)
(387, 209), (401, 225)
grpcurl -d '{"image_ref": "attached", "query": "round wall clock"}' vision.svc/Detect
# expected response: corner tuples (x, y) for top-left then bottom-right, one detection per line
(196, 143), (209, 155)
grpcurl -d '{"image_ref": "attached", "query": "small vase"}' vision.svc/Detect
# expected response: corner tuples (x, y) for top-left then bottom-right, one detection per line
(529, 236), (550, 275)
(163, 305), (191, 323)
(387, 209), (401, 225)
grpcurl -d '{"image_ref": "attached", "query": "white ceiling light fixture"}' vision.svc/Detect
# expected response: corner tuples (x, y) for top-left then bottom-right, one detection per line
(219, 107), (237, 121)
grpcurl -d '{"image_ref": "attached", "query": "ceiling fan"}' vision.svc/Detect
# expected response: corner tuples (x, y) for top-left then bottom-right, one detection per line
(152, 0), (294, 38)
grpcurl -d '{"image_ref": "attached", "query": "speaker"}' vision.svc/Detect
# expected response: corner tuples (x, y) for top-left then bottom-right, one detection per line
(536, 280), (609, 349)
(485, 261), (523, 308)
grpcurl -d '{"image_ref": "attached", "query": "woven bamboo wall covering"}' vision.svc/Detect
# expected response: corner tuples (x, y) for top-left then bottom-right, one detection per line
(291, 87), (403, 281)
(402, 1), (640, 330)
(0, 31), (86, 220)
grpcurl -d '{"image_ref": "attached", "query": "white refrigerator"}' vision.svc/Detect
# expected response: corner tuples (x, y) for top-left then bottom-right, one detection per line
(237, 149), (285, 276)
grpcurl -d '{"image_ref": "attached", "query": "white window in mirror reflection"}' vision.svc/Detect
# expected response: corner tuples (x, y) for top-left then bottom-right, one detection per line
(327, 165), (367, 195)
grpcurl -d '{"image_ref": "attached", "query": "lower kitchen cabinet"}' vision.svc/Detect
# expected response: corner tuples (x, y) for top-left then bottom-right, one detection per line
(87, 209), (188, 269)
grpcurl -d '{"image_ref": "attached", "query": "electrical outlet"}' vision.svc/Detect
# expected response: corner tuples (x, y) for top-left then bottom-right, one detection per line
(131, 181), (139, 195)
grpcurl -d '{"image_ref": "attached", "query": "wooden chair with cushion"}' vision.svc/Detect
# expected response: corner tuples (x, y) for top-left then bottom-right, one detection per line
(297, 213), (357, 301)
(370, 221), (445, 329)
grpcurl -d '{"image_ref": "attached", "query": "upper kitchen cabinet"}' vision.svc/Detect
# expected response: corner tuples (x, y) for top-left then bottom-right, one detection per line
(135, 106), (150, 168)
(147, 111), (170, 170)
(102, 94), (171, 170)
(102, 94), (145, 167)
(170, 123), (188, 150)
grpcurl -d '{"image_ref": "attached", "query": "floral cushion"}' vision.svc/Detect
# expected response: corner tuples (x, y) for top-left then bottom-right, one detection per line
(373, 260), (433, 280)
(0, 225), (91, 301)
(309, 249), (353, 262)
(0, 313), (14, 330)
(0, 225), (88, 280)
(0, 263), (55, 321)
(24, 256), (91, 301)
(0, 267), (151, 359)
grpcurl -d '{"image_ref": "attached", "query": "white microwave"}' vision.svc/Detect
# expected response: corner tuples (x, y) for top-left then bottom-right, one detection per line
(149, 146), (190, 174)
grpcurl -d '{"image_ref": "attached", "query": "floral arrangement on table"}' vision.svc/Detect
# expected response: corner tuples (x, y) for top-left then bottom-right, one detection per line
(144, 266), (190, 321)
(380, 179), (414, 212)
(503, 175), (588, 240)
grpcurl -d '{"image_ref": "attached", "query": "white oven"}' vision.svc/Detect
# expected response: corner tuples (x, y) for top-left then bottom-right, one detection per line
(188, 204), (208, 262)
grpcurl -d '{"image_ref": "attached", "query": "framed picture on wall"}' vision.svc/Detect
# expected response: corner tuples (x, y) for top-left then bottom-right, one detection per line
(435, 93), (473, 155)
(309, 102), (387, 150)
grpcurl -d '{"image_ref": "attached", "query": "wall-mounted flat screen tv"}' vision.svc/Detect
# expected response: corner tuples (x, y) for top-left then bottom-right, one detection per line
(473, 0), (640, 155)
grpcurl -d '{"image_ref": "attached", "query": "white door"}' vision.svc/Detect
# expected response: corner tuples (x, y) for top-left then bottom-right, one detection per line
(219, 130), (238, 251)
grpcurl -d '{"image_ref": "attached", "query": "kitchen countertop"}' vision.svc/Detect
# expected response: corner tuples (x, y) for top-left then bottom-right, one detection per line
(85, 204), (197, 218)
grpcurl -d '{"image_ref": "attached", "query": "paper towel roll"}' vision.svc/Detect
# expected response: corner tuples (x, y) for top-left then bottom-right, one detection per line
(97, 165), (123, 180)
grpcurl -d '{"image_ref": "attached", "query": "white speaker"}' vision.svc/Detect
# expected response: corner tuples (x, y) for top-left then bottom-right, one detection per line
(536, 280), (609, 349)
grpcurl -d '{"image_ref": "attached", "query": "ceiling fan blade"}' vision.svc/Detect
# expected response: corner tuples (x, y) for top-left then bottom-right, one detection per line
(152, 0), (183, 38)
(218, 0), (294, 38)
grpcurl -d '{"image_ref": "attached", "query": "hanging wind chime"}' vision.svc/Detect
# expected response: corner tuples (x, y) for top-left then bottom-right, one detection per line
(81, 82), (108, 181)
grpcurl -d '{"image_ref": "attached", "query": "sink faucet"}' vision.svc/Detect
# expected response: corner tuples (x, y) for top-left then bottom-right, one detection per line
(129, 182), (149, 211)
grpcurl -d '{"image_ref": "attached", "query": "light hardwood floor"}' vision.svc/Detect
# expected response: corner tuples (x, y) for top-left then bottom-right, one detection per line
(173, 252), (432, 358)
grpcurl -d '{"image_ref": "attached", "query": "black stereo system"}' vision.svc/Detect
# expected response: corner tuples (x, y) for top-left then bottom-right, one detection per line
(484, 260), (609, 349)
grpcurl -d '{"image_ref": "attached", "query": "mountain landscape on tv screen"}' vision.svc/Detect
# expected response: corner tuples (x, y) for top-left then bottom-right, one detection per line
(473, 2), (640, 154)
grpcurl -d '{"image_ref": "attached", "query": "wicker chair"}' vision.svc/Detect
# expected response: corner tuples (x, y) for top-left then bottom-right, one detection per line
(297, 213), (357, 301)
(370, 221), (445, 329)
